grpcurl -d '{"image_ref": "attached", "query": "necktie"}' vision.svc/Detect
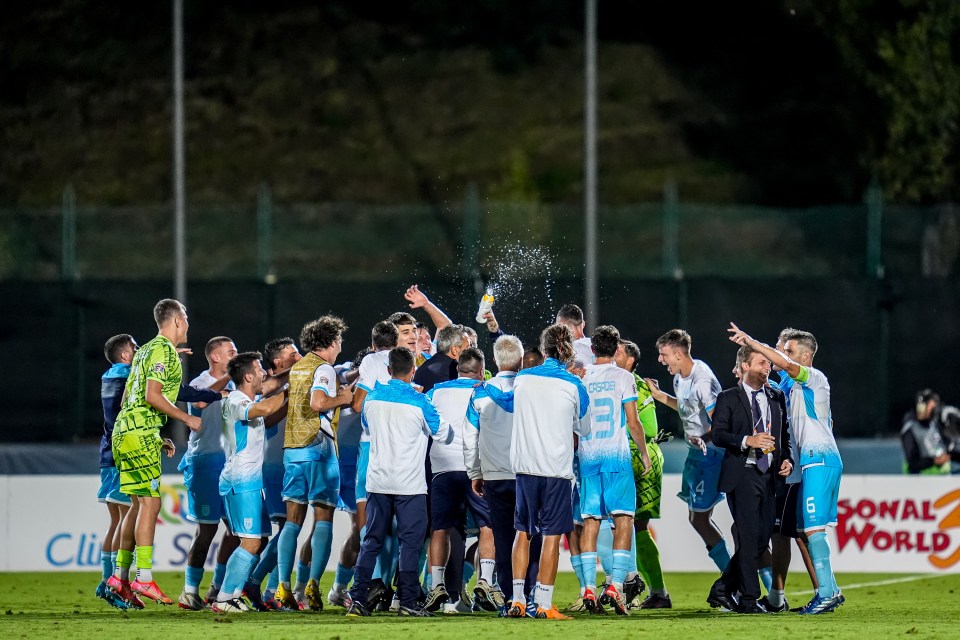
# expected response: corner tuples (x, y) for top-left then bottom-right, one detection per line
(752, 390), (770, 472)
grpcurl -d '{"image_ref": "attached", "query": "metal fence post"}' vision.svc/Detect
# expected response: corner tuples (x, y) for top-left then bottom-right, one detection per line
(867, 179), (890, 436)
(866, 178), (883, 278)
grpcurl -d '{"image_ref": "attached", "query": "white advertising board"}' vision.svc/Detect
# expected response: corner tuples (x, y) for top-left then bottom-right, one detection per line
(1, 474), (957, 573)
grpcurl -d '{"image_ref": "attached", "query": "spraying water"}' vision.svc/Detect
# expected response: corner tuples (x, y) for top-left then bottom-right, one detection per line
(478, 241), (557, 326)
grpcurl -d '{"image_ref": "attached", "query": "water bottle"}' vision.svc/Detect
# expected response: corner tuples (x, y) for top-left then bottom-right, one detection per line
(475, 290), (495, 323)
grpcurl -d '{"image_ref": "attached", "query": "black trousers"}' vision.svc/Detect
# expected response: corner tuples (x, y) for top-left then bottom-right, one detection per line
(716, 465), (775, 605)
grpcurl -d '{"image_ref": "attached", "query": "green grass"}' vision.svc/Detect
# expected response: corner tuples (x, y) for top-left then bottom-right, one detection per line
(2, 572), (959, 639)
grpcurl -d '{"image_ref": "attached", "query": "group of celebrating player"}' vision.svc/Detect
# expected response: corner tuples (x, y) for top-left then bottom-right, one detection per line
(93, 284), (844, 618)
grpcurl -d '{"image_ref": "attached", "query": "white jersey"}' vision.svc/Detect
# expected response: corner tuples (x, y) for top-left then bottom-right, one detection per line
(219, 390), (266, 495)
(183, 370), (233, 462)
(311, 362), (338, 438)
(786, 365), (841, 469)
(356, 350), (392, 443)
(464, 372), (517, 481)
(580, 363), (638, 475)
(427, 377), (480, 474)
(573, 337), (595, 369)
(511, 357), (591, 479)
(674, 359), (721, 444)
(361, 378), (452, 495)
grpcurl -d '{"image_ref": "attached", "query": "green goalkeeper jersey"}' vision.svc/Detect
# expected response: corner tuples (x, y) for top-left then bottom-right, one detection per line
(630, 372), (659, 444)
(115, 334), (182, 430)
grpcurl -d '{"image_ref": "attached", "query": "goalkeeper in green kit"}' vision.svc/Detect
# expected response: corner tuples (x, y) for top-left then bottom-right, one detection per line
(616, 340), (671, 609)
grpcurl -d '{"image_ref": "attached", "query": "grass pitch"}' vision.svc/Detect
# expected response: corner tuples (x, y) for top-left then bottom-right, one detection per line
(2, 572), (958, 639)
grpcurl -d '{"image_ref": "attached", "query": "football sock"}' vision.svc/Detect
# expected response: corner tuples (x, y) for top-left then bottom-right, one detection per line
(333, 563), (354, 593)
(430, 566), (446, 588)
(266, 567), (279, 594)
(277, 521), (301, 588)
(479, 558), (496, 584)
(707, 541), (730, 572)
(212, 562), (227, 590)
(134, 545), (153, 583)
(768, 588), (785, 608)
(581, 552), (598, 592)
(295, 560), (310, 592)
(536, 583), (554, 609)
(808, 531), (837, 598)
(512, 579), (525, 603)
(100, 550), (113, 581)
(570, 555), (586, 594)
(635, 530), (665, 593)
(184, 565), (204, 595)
(309, 521), (333, 582)
(114, 548), (133, 581)
(597, 523), (614, 576)
(249, 533), (279, 584)
(611, 550), (631, 590)
(218, 548), (256, 602)
(759, 566), (773, 593)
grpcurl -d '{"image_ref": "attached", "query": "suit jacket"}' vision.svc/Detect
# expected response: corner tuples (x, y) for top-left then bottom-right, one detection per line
(712, 383), (794, 493)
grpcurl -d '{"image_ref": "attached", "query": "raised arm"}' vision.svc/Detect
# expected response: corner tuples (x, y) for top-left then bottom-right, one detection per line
(728, 322), (801, 379)
(404, 284), (452, 330)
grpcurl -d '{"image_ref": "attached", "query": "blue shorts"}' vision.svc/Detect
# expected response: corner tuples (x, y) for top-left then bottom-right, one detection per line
(282, 446), (340, 508)
(798, 464), (842, 532)
(222, 489), (271, 539)
(430, 471), (491, 531)
(182, 454), (226, 524)
(571, 476), (583, 525)
(579, 470), (636, 520)
(263, 463), (286, 521)
(677, 444), (725, 512)
(515, 474), (574, 537)
(355, 441), (370, 504)
(338, 463), (357, 513)
(97, 467), (131, 505)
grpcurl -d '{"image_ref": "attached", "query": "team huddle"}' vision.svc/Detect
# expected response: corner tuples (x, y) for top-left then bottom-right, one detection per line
(93, 286), (844, 618)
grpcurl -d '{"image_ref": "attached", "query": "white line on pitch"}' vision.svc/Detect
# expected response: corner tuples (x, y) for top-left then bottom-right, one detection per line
(792, 574), (946, 595)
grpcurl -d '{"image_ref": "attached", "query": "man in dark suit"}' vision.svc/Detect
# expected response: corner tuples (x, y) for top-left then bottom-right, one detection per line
(707, 344), (794, 614)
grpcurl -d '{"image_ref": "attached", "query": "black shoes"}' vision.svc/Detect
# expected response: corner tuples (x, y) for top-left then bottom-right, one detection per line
(759, 595), (789, 613)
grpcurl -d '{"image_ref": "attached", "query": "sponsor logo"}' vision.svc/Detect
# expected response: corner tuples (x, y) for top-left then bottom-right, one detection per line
(836, 490), (958, 569)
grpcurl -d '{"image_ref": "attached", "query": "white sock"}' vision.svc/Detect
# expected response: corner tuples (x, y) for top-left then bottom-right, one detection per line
(332, 582), (347, 593)
(479, 558), (496, 584)
(626, 571), (639, 581)
(768, 588), (785, 607)
(612, 580), (624, 592)
(579, 585), (586, 596)
(536, 583), (554, 609)
(135, 567), (152, 583)
(512, 579), (525, 603)
(280, 581), (291, 590)
(217, 589), (231, 602)
(184, 584), (198, 595)
(431, 566), (445, 588)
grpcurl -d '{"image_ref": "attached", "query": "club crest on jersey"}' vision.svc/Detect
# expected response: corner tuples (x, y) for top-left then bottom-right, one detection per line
(201, 505), (210, 516)
(152, 363), (166, 373)
(150, 479), (160, 491)
(243, 518), (253, 530)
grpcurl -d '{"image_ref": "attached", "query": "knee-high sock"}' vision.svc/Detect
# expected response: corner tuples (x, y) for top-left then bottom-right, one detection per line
(708, 541), (730, 572)
(635, 530), (666, 593)
(218, 548), (257, 601)
(581, 552), (598, 591)
(597, 524), (614, 578)
(759, 566), (773, 593)
(249, 534), (279, 585)
(808, 532), (838, 598)
(570, 555), (586, 592)
(309, 521), (334, 582)
(611, 550), (631, 588)
(277, 522), (301, 587)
